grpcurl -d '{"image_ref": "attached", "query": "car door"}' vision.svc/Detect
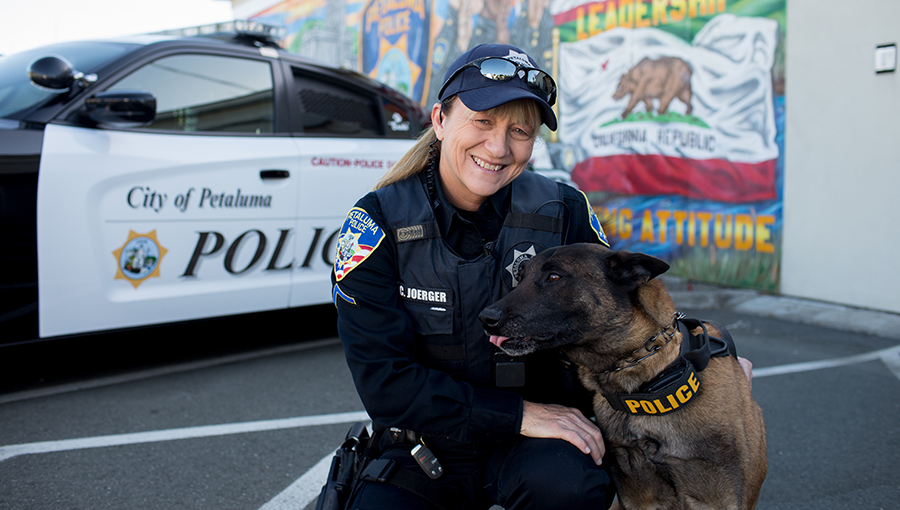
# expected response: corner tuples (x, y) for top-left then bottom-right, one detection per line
(285, 65), (417, 308)
(37, 50), (300, 337)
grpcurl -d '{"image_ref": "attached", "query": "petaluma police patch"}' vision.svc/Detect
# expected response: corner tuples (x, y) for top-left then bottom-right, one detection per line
(334, 207), (385, 281)
(580, 190), (609, 247)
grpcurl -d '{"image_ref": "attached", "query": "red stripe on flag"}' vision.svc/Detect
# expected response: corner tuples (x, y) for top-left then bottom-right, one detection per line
(571, 155), (778, 203)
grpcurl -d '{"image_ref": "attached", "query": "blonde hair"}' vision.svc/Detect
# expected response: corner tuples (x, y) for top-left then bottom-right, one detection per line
(374, 97), (542, 190)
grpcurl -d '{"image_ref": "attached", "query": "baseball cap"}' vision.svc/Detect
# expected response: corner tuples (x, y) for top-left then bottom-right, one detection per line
(438, 44), (558, 131)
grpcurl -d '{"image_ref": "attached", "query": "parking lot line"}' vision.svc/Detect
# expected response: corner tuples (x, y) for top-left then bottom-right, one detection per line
(257, 452), (336, 510)
(0, 410), (369, 462)
(752, 344), (900, 380)
(5, 346), (896, 464)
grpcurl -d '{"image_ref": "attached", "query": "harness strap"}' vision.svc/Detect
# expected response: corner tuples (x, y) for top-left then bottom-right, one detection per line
(677, 318), (713, 372)
(702, 319), (738, 358)
(677, 317), (737, 372)
(360, 459), (473, 510)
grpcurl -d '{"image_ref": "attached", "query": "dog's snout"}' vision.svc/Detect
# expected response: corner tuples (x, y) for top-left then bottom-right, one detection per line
(479, 307), (504, 328)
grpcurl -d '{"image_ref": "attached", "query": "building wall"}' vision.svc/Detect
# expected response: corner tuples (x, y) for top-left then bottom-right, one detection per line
(782, 0), (900, 313)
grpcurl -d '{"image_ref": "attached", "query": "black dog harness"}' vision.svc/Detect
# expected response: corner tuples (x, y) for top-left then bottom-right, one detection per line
(605, 314), (737, 416)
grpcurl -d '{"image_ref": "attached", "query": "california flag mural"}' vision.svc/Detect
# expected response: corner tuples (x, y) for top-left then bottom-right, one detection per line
(560, 14), (780, 203)
(246, 0), (787, 292)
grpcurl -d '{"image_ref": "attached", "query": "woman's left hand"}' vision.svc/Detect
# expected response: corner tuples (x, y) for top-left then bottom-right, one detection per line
(520, 400), (606, 465)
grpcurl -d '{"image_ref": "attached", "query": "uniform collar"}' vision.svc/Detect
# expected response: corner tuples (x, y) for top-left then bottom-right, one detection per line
(422, 169), (510, 235)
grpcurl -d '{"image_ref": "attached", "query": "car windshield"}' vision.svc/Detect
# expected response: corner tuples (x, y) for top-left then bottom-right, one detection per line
(0, 41), (138, 119)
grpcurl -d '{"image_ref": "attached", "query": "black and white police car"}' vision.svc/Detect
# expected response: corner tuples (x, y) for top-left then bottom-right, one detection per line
(0, 21), (427, 345)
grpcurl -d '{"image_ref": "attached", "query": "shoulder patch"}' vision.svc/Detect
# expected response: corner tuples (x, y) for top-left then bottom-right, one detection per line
(579, 190), (609, 247)
(334, 207), (386, 281)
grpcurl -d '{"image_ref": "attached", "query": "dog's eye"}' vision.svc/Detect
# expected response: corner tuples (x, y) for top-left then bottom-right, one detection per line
(547, 273), (561, 282)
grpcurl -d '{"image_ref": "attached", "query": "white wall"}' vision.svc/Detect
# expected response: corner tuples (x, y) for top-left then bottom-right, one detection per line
(782, 0), (900, 313)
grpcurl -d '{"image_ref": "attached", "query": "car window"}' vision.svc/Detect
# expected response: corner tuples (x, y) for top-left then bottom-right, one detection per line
(108, 54), (274, 134)
(292, 68), (382, 137)
(0, 41), (136, 119)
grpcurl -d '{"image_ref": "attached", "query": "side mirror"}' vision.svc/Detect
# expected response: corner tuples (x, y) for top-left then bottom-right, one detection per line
(84, 90), (157, 126)
(28, 55), (96, 92)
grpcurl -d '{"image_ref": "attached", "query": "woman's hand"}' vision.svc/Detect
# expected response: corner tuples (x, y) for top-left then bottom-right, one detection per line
(520, 400), (606, 465)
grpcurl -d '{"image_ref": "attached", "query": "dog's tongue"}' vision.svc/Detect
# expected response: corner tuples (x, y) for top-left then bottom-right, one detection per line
(489, 335), (509, 347)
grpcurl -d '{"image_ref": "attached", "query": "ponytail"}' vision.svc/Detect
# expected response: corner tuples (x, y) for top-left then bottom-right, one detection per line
(374, 126), (439, 190)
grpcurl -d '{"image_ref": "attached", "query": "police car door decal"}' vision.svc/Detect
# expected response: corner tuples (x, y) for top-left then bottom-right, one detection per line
(37, 124), (301, 337)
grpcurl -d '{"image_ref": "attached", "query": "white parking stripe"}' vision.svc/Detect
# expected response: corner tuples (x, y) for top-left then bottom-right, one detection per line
(0, 410), (369, 462)
(751, 345), (900, 379)
(258, 452), (335, 510)
(879, 346), (900, 381)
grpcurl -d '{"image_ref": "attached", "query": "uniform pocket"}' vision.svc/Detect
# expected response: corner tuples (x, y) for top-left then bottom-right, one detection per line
(403, 302), (454, 336)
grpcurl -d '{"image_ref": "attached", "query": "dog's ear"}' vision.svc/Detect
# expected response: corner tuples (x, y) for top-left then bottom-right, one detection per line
(606, 251), (670, 291)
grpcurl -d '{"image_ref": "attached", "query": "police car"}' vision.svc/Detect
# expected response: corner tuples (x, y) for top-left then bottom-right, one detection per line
(0, 21), (427, 345)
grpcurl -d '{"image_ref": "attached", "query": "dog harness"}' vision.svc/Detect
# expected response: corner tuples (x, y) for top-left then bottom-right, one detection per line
(604, 314), (737, 416)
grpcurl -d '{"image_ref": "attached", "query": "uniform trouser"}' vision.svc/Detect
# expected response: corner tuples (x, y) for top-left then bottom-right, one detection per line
(347, 437), (614, 510)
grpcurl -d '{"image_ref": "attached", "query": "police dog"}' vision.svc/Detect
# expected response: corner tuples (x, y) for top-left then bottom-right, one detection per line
(479, 243), (767, 510)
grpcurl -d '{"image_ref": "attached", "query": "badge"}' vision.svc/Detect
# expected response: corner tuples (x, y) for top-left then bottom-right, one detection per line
(580, 190), (609, 246)
(502, 242), (542, 290)
(112, 230), (168, 289)
(334, 207), (385, 281)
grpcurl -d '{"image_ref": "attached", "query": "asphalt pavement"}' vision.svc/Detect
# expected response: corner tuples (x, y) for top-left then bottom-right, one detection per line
(0, 279), (898, 510)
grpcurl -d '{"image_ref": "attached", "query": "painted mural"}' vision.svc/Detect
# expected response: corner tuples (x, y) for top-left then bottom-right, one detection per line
(251, 0), (786, 291)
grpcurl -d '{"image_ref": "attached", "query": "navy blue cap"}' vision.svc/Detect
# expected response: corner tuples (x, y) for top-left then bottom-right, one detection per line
(439, 44), (557, 131)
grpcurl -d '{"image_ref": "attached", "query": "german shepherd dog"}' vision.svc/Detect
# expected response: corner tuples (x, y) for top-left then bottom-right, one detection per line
(479, 244), (767, 509)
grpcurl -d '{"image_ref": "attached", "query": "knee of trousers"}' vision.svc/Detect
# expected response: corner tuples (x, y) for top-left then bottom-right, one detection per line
(500, 439), (611, 507)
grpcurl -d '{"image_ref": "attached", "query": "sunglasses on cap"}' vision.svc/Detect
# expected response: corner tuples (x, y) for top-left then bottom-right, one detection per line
(439, 56), (557, 106)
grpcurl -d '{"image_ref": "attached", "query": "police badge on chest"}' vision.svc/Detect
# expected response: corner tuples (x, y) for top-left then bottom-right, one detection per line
(503, 242), (543, 290)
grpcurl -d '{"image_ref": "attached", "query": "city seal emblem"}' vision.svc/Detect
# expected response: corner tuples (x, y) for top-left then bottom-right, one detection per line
(112, 230), (168, 289)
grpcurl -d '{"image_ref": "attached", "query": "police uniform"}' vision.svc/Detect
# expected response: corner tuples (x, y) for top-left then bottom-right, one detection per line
(332, 168), (614, 509)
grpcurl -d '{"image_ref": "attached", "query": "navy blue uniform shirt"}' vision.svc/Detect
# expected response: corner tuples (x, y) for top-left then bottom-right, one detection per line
(332, 170), (606, 449)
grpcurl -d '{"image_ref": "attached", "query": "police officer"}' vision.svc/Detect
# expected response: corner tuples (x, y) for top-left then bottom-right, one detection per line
(331, 44), (614, 509)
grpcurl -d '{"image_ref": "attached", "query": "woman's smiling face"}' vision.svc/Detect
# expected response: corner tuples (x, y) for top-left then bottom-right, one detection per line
(432, 98), (539, 212)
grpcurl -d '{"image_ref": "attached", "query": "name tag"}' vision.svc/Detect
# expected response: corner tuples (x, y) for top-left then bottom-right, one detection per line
(399, 284), (451, 305)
